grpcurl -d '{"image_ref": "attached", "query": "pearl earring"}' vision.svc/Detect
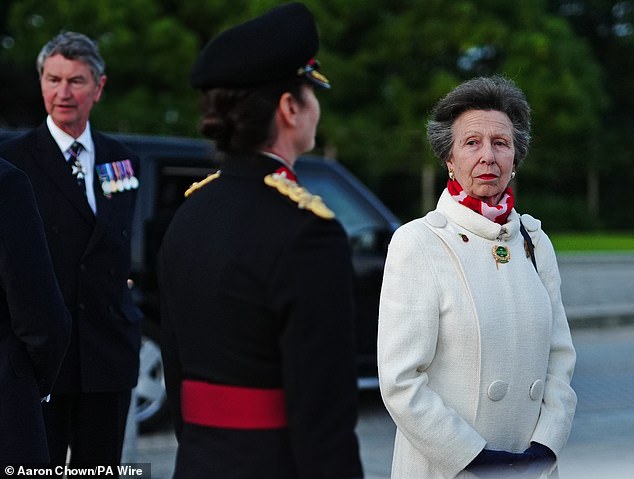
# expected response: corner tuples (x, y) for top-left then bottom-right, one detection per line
(511, 170), (516, 179)
(448, 169), (455, 180)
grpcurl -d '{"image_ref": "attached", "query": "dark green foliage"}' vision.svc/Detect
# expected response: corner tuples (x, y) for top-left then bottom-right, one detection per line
(0, 0), (631, 229)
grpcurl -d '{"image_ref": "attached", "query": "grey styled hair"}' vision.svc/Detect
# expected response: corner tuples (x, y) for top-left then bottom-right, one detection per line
(36, 31), (105, 83)
(426, 75), (531, 168)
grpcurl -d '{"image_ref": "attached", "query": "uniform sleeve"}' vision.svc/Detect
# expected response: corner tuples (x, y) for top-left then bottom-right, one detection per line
(529, 229), (577, 456)
(0, 165), (70, 396)
(158, 242), (185, 439)
(273, 216), (363, 479)
(377, 223), (485, 477)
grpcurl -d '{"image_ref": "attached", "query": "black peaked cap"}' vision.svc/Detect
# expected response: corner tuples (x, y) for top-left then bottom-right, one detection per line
(190, 2), (328, 90)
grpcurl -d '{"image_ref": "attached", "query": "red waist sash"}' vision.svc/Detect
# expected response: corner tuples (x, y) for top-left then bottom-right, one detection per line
(181, 380), (287, 429)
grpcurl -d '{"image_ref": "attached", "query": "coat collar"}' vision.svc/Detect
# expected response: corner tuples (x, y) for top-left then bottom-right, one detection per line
(35, 123), (96, 225)
(436, 188), (520, 241)
(45, 115), (94, 156)
(216, 152), (286, 179)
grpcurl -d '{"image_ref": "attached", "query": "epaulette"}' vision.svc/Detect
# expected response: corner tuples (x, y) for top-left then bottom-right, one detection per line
(264, 171), (335, 219)
(184, 171), (221, 198)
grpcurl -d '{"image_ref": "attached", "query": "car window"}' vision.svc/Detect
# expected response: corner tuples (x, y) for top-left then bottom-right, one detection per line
(140, 161), (214, 273)
(296, 162), (391, 238)
(156, 164), (214, 213)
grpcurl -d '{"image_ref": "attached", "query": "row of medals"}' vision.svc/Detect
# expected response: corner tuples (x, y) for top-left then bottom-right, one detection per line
(97, 160), (139, 195)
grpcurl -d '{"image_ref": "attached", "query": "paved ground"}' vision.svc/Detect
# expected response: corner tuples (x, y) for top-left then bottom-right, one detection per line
(128, 323), (634, 479)
(558, 253), (634, 322)
(556, 325), (634, 479)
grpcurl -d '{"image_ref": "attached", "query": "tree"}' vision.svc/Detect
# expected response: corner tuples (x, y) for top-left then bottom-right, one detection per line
(304, 0), (608, 224)
(0, 0), (200, 135)
(0, 0), (613, 228)
(548, 0), (634, 226)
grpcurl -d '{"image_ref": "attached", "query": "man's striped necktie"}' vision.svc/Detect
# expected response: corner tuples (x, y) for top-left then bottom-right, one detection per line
(67, 141), (86, 191)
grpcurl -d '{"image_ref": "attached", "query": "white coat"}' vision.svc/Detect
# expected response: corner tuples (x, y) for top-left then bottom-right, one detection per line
(378, 190), (577, 479)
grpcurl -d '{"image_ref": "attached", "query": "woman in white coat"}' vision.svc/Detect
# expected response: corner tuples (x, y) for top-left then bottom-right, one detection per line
(378, 76), (577, 479)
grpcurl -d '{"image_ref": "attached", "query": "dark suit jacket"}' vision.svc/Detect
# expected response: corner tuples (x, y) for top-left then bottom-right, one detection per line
(0, 157), (70, 465)
(159, 153), (363, 478)
(0, 123), (141, 393)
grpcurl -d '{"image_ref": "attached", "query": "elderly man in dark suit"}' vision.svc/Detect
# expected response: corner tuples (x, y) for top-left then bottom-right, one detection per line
(0, 32), (141, 468)
(0, 157), (70, 467)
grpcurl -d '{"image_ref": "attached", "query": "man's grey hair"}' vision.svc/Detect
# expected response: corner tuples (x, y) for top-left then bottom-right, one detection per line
(36, 31), (105, 83)
(426, 75), (531, 168)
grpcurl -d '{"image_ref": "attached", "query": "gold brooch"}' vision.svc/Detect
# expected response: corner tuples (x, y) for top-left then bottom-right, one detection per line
(492, 245), (510, 270)
(264, 172), (335, 219)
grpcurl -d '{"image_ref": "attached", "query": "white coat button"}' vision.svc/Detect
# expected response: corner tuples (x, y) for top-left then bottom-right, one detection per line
(426, 211), (447, 228)
(529, 379), (544, 401)
(487, 380), (509, 401)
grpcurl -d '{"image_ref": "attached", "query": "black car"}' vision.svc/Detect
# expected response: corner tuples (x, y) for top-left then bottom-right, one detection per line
(0, 129), (400, 429)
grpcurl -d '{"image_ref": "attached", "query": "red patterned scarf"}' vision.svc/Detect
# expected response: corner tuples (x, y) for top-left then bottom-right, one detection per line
(447, 179), (514, 225)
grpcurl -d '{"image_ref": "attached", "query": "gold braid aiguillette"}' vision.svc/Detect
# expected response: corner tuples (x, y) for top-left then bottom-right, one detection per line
(185, 171), (221, 198)
(264, 172), (335, 219)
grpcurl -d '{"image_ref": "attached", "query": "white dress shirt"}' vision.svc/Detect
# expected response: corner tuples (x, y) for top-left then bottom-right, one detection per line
(47, 115), (97, 214)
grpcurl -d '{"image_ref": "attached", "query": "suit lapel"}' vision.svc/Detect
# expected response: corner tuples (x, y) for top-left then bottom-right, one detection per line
(85, 132), (118, 255)
(34, 124), (95, 225)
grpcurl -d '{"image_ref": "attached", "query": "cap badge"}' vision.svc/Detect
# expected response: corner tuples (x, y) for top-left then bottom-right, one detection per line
(297, 58), (331, 89)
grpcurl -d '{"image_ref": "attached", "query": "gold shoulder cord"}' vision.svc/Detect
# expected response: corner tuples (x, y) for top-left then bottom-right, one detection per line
(184, 171), (221, 198)
(264, 172), (335, 220)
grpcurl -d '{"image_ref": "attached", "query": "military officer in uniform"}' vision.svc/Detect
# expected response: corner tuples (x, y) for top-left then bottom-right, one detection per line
(158, 3), (363, 478)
